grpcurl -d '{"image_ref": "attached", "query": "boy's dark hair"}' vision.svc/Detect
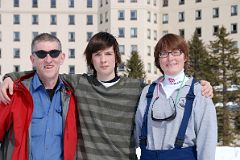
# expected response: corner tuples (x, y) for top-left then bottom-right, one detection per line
(84, 32), (121, 76)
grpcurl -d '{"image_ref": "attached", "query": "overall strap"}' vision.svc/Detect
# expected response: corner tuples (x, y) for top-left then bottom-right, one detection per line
(175, 78), (196, 148)
(139, 83), (157, 147)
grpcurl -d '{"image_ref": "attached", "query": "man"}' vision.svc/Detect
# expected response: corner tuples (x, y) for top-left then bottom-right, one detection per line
(0, 32), (213, 160)
(0, 33), (77, 160)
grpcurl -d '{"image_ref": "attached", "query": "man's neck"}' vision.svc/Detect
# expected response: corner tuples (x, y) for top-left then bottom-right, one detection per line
(40, 77), (59, 89)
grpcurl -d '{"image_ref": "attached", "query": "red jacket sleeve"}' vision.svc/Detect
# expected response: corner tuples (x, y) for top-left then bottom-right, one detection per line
(0, 103), (13, 140)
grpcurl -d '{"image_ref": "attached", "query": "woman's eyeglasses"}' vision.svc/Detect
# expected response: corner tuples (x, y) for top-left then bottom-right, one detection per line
(159, 49), (182, 58)
(151, 97), (177, 121)
(33, 50), (61, 59)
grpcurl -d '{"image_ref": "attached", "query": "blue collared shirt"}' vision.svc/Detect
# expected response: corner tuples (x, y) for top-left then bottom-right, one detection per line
(29, 73), (64, 160)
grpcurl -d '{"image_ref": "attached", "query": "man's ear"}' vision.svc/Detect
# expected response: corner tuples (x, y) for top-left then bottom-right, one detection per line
(30, 55), (35, 67)
(60, 52), (65, 65)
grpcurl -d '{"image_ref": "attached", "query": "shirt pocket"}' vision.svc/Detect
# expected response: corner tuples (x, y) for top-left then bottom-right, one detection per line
(31, 111), (45, 137)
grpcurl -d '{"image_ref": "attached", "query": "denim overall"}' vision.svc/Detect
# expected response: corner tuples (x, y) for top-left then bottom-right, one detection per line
(139, 79), (197, 160)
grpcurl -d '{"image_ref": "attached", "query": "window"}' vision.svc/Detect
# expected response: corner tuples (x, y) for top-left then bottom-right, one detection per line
(130, 28), (137, 38)
(51, 0), (56, 8)
(154, 13), (157, 23)
(179, 0), (184, 5)
(0, 65), (1, 75)
(68, 15), (75, 25)
(213, 8), (219, 18)
(118, 0), (124, 2)
(231, 5), (238, 16)
(147, 0), (150, 4)
(233, 41), (238, 49)
(13, 32), (20, 41)
(118, 28), (125, 38)
(153, 0), (157, 6)
(195, 10), (201, 20)
(14, 65), (20, 72)
(13, 14), (20, 24)
(147, 11), (151, 22)
(118, 63), (125, 71)
(231, 23), (238, 34)
(105, 11), (108, 22)
(100, 0), (103, 7)
(69, 49), (75, 58)
(51, 32), (57, 37)
(32, 32), (38, 39)
(32, 0), (38, 8)
(87, 15), (93, 25)
(213, 25), (219, 35)
(147, 46), (151, 56)
(50, 15), (57, 25)
(14, 0), (19, 7)
(162, 30), (168, 35)
(195, 27), (202, 37)
(0, 48), (2, 58)
(153, 30), (157, 40)
(69, 0), (74, 8)
(32, 15), (39, 25)
(131, 45), (138, 52)
(130, 10), (137, 20)
(0, 32), (1, 41)
(13, 48), (20, 58)
(196, 0), (201, 2)
(147, 29), (151, 39)
(0, 15), (1, 24)
(162, 14), (168, 24)
(163, 0), (168, 7)
(69, 65), (75, 74)
(179, 29), (185, 37)
(100, 14), (103, 24)
(87, 0), (92, 8)
(147, 63), (151, 73)
(87, 32), (93, 41)
(106, 0), (108, 4)
(118, 10), (125, 20)
(131, 0), (137, 2)
(119, 45), (125, 55)
(178, 12), (184, 22)
(68, 32), (75, 42)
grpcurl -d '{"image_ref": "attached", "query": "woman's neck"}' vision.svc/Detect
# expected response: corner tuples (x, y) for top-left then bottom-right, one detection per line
(163, 70), (185, 86)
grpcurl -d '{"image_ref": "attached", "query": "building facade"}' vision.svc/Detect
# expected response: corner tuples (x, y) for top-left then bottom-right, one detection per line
(0, 0), (239, 83)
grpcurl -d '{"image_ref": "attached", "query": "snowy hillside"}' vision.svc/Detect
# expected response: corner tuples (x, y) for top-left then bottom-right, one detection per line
(136, 146), (240, 160)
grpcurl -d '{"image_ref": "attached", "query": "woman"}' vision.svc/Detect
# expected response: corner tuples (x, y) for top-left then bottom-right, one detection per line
(135, 33), (217, 160)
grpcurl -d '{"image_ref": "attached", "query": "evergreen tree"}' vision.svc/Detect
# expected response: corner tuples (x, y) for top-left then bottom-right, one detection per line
(126, 51), (146, 79)
(209, 26), (240, 145)
(234, 109), (240, 133)
(188, 31), (213, 81)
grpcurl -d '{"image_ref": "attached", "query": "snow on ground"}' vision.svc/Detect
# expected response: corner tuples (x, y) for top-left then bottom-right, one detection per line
(136, 146), (240, 160)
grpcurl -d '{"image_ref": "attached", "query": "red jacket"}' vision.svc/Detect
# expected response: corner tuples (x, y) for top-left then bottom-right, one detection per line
(0, 73), (77, 160)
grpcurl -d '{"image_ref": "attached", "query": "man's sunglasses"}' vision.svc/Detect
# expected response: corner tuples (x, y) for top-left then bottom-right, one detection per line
(33, 50), (61, 59)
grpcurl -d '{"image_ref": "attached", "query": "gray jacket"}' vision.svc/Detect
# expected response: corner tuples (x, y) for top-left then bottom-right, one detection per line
(135, 77), (217, 160)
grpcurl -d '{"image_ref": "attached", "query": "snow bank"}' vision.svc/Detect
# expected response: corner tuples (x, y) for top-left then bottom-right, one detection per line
(136, 146), (240, 160)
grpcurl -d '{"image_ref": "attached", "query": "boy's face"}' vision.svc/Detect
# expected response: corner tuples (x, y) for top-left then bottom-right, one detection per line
(92, 46), (116, 81)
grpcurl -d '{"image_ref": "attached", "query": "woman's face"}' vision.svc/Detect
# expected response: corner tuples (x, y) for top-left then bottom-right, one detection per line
(159, 49), (186, 76)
